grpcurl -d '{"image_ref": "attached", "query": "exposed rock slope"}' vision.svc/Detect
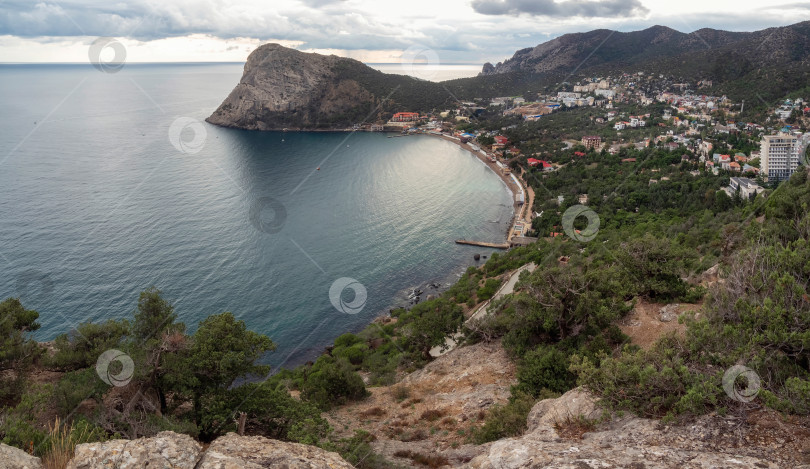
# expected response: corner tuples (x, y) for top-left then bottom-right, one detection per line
(65, 431), (353, 469)
(467, 388), (803, 468)
(207, 44), (451, 130)
(0, 443), (42, 469)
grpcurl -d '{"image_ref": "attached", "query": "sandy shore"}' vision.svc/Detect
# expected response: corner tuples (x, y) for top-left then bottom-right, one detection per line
(426, 133), (530, 242)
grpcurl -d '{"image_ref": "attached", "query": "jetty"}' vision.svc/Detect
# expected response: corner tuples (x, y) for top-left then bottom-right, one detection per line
(455, 239), (510, 249)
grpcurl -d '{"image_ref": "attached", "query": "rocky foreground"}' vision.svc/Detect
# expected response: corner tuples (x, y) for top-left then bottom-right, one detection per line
(3, 384), (805, 468)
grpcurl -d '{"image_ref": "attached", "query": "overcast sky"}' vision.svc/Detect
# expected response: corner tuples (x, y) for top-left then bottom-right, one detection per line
(0, 0), (806, 65)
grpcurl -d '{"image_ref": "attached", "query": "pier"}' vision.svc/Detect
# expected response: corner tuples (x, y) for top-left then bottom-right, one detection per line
(455, 239), (510, 249)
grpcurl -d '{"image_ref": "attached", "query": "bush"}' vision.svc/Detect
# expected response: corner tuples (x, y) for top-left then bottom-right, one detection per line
(514, 345), (576, 397)
(476, 278), (502, 301)
(333, 333), (362, 348)
(333, 342), (368, 366)
(300, 357), (368, 410)
(0, 384), (52, 454)
(322, 430), (391, 469)
(52, 368), (110, 417)
(470, 392), (538, 444)
(0, 298), (42, 403)
(198, 384), (329, 444)
(571, 336), (722, 418)
(48, 320), (130, 371)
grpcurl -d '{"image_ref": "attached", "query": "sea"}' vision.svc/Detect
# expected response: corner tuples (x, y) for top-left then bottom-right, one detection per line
(0, 62), (511, 369)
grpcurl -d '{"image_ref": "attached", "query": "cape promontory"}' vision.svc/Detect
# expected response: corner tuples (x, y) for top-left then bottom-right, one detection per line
(207, 44), (450, 130)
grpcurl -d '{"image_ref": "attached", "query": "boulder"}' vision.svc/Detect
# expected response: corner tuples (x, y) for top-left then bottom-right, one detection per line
(197, 433), (354, 469)
(466, 389), (783, 468)
(526, 387), (602, 433)
(0, 443), (42, 469)
(658, 303), (679, 322)
(67, 431), (201, 469)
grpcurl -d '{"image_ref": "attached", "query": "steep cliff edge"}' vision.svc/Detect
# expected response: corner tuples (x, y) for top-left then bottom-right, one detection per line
(207, 44), (452, 130)
(207, 44), (374, 130)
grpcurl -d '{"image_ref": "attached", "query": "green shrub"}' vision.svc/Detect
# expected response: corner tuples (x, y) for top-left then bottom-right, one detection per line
(470, 392), (538, 444)
(301, 357), (368, 410)
(48, 319), (130, 371)
(333, 342), (368, 366)
(0, 384), (52, 453)
(52, 368), (110, 417)
(334, 333), (362, 348)
(476, 278), (502, 301)
(0, 298), (42, 404)
(514, 345), (576, 397)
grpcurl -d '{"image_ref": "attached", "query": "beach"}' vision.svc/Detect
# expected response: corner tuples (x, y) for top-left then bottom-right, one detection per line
(426, 132), (533, 243)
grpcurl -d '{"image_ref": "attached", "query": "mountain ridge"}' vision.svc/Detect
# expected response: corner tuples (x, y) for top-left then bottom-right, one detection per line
(207, 21), (810, 131)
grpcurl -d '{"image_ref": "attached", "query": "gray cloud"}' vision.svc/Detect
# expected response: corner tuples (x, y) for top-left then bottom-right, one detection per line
(471, 0), (649, 18)
(299, 0), (347, 6)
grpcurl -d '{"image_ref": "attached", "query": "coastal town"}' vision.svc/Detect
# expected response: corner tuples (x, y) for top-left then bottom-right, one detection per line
(351, 73), (810, 245)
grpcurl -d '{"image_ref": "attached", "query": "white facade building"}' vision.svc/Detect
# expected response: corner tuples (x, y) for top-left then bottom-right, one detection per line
(761, 134), (801, 182)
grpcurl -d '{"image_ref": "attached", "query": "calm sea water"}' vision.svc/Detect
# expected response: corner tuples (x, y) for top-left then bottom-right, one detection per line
(0, 63), (511, 368)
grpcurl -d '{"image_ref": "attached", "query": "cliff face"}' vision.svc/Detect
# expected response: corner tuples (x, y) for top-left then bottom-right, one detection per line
(207, 44), (378, 130)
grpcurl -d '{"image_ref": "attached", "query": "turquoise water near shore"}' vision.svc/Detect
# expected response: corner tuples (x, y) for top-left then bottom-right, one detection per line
(0, 63), (512, 368)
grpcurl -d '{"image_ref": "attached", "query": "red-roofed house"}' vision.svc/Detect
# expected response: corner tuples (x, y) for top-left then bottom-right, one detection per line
(392, 112), (420, 122)
(494, 135), (509, 146)
(574, 151), (587, 157)
(528, 158), (552, 171)
(621, 158), (637, 163)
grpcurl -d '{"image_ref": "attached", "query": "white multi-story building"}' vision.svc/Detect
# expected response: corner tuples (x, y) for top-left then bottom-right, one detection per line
(761, 134), (801, 182)
(725, 177), (765, 199)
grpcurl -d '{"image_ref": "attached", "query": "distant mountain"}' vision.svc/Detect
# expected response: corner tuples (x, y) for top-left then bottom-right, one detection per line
(480, 22), (808, 77)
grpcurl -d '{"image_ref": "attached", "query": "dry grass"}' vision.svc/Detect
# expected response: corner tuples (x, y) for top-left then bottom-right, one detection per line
(391, 385), (411, 402)
(393, 449), (450, 468)
(41, 418), (86, 469)
(359, 406), (385, 418)
(419, 408), (446, 422)
(553, 414), (597, 440)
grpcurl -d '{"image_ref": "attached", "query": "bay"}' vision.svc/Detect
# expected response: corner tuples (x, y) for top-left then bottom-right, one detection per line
(0, 63), (512, 368)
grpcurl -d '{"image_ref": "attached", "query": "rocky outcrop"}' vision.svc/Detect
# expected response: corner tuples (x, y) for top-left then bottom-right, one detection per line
(197, 433), (353, 468)
(66, 432), (352, 469)
(467, 388), (785, 469)
(207, 44), (376, 130)
(67, 431), (201, 469)
(0, 443), (42, 469)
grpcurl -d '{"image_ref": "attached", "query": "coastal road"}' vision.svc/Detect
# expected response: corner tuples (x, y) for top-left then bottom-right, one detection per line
(429, 262), (537, 358)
